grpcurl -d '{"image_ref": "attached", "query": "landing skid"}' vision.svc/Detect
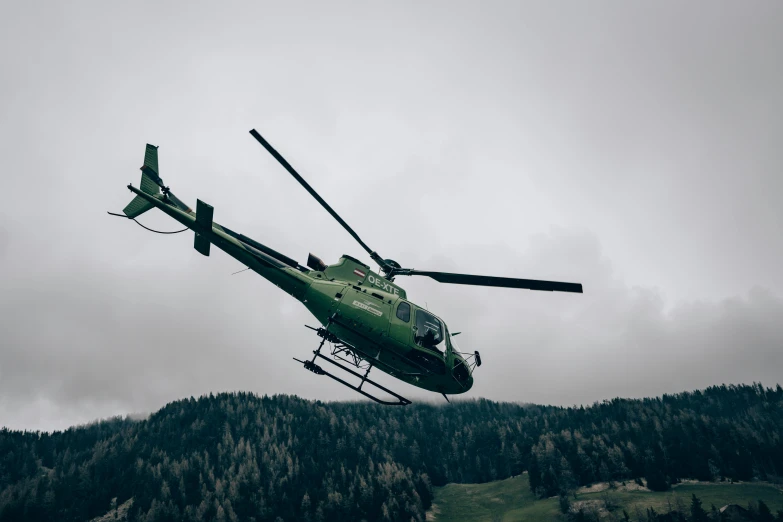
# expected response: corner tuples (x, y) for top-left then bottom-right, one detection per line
(294, 355), (411, 406)
(294, 321), (412, 406)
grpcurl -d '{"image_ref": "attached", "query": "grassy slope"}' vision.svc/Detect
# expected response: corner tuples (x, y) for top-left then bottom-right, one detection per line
(429, 474), (783, 522)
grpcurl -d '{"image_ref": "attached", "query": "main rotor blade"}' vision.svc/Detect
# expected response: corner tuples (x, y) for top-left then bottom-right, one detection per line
(405, 270), (583, 293)
(249, 129), (384, 267)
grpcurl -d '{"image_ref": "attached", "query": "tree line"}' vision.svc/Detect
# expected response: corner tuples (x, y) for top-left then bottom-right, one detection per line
(0, 383), (781, 521)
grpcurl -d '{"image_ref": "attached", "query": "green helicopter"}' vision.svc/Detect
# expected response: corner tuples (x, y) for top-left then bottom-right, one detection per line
(112, 130), (583, 405)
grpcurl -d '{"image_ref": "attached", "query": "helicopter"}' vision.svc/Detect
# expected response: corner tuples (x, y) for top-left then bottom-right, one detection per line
(112, 129), (583, 406)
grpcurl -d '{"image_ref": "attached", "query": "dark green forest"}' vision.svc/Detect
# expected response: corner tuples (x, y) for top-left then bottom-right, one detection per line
(1, 383), (782, 521)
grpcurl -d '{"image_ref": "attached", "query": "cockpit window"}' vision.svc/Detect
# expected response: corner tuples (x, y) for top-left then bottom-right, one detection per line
(445, 327), (460, 353)
(396, 301), (411, 322)
(415, 309), (443, 349)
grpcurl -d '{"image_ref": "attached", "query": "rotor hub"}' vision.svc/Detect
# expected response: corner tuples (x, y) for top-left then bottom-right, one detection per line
(384, 259), (401, 269)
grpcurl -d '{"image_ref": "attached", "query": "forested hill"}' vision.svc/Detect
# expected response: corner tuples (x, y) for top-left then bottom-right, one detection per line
(1, 384), (782, 522)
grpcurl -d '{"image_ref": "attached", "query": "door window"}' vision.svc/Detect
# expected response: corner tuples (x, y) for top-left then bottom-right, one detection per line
(396, 301), (411, 322)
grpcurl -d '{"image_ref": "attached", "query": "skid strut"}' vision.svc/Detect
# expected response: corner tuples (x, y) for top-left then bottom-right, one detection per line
(294, 319), (411, 406)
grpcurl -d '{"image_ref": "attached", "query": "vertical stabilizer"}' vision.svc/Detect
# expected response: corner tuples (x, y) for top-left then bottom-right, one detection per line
(123, 144), (161, 218)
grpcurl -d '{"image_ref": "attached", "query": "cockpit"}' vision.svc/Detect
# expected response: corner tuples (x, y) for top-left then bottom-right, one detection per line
(401, 303), (480, 388)
(414, 309), (445, 351)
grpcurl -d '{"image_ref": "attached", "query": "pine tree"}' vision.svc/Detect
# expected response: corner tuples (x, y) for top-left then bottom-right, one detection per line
(758, 500), (774, 522)
(690, 494), (707, 522)
(558, 493), (570, 514)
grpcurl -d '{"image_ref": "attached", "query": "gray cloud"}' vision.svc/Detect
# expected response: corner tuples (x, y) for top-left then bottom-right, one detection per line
(1, 1), (782, 431)
(2, 226), (781, 431)
(405, 229), (783, 406)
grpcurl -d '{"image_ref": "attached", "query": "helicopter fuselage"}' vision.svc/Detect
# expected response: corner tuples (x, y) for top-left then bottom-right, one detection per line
(127, 185), (474, 396)
(303, 256), (474, 395)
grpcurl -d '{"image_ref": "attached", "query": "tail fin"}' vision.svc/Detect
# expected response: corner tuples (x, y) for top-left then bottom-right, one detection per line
(123, 144), (161, 218)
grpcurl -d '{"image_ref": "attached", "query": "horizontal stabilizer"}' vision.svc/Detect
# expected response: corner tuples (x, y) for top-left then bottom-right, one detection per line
(196, 199), (214, 229)
(194, 234), (210, 256)
(194, 199), (214, 256)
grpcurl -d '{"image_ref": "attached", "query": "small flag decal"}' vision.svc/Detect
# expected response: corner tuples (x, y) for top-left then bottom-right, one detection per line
(353, 269), (366, 278)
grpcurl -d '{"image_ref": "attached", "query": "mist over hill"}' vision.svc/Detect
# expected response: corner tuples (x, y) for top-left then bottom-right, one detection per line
(1, 384), (782, 522)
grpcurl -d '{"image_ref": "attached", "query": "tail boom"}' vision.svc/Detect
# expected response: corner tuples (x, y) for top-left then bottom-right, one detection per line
(126, 184), (312, 300)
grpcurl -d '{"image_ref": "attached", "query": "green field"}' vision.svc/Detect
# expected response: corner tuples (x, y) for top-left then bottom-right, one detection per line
(428, 473), (783, 522)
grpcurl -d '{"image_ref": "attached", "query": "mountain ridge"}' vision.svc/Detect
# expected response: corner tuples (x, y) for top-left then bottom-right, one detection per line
(2, 384), (781, 521)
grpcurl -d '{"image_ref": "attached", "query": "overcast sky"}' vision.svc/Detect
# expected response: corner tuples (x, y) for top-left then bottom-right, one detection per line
(1, 1), (782, 432)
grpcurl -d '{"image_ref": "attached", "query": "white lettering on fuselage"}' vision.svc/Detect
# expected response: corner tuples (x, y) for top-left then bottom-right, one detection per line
(352, 300), (383, 317)
(367, 275), (400, 295)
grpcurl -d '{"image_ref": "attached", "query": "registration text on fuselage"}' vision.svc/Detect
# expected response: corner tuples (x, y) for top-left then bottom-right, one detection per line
(367, 274), (400, 295)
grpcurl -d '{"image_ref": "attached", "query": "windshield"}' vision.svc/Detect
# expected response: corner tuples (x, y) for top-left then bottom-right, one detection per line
(445, 327), (460, 354)
(414, 309), (444, 349)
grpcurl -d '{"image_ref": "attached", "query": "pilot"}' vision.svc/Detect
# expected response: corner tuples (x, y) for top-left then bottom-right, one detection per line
(419, 329), (441, 351)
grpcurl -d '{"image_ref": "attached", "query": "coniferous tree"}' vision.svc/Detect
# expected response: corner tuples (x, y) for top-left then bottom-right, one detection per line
(690, 494), (707, 522)
(758, 500), (774, 522)
(1, 385), (782, 521)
